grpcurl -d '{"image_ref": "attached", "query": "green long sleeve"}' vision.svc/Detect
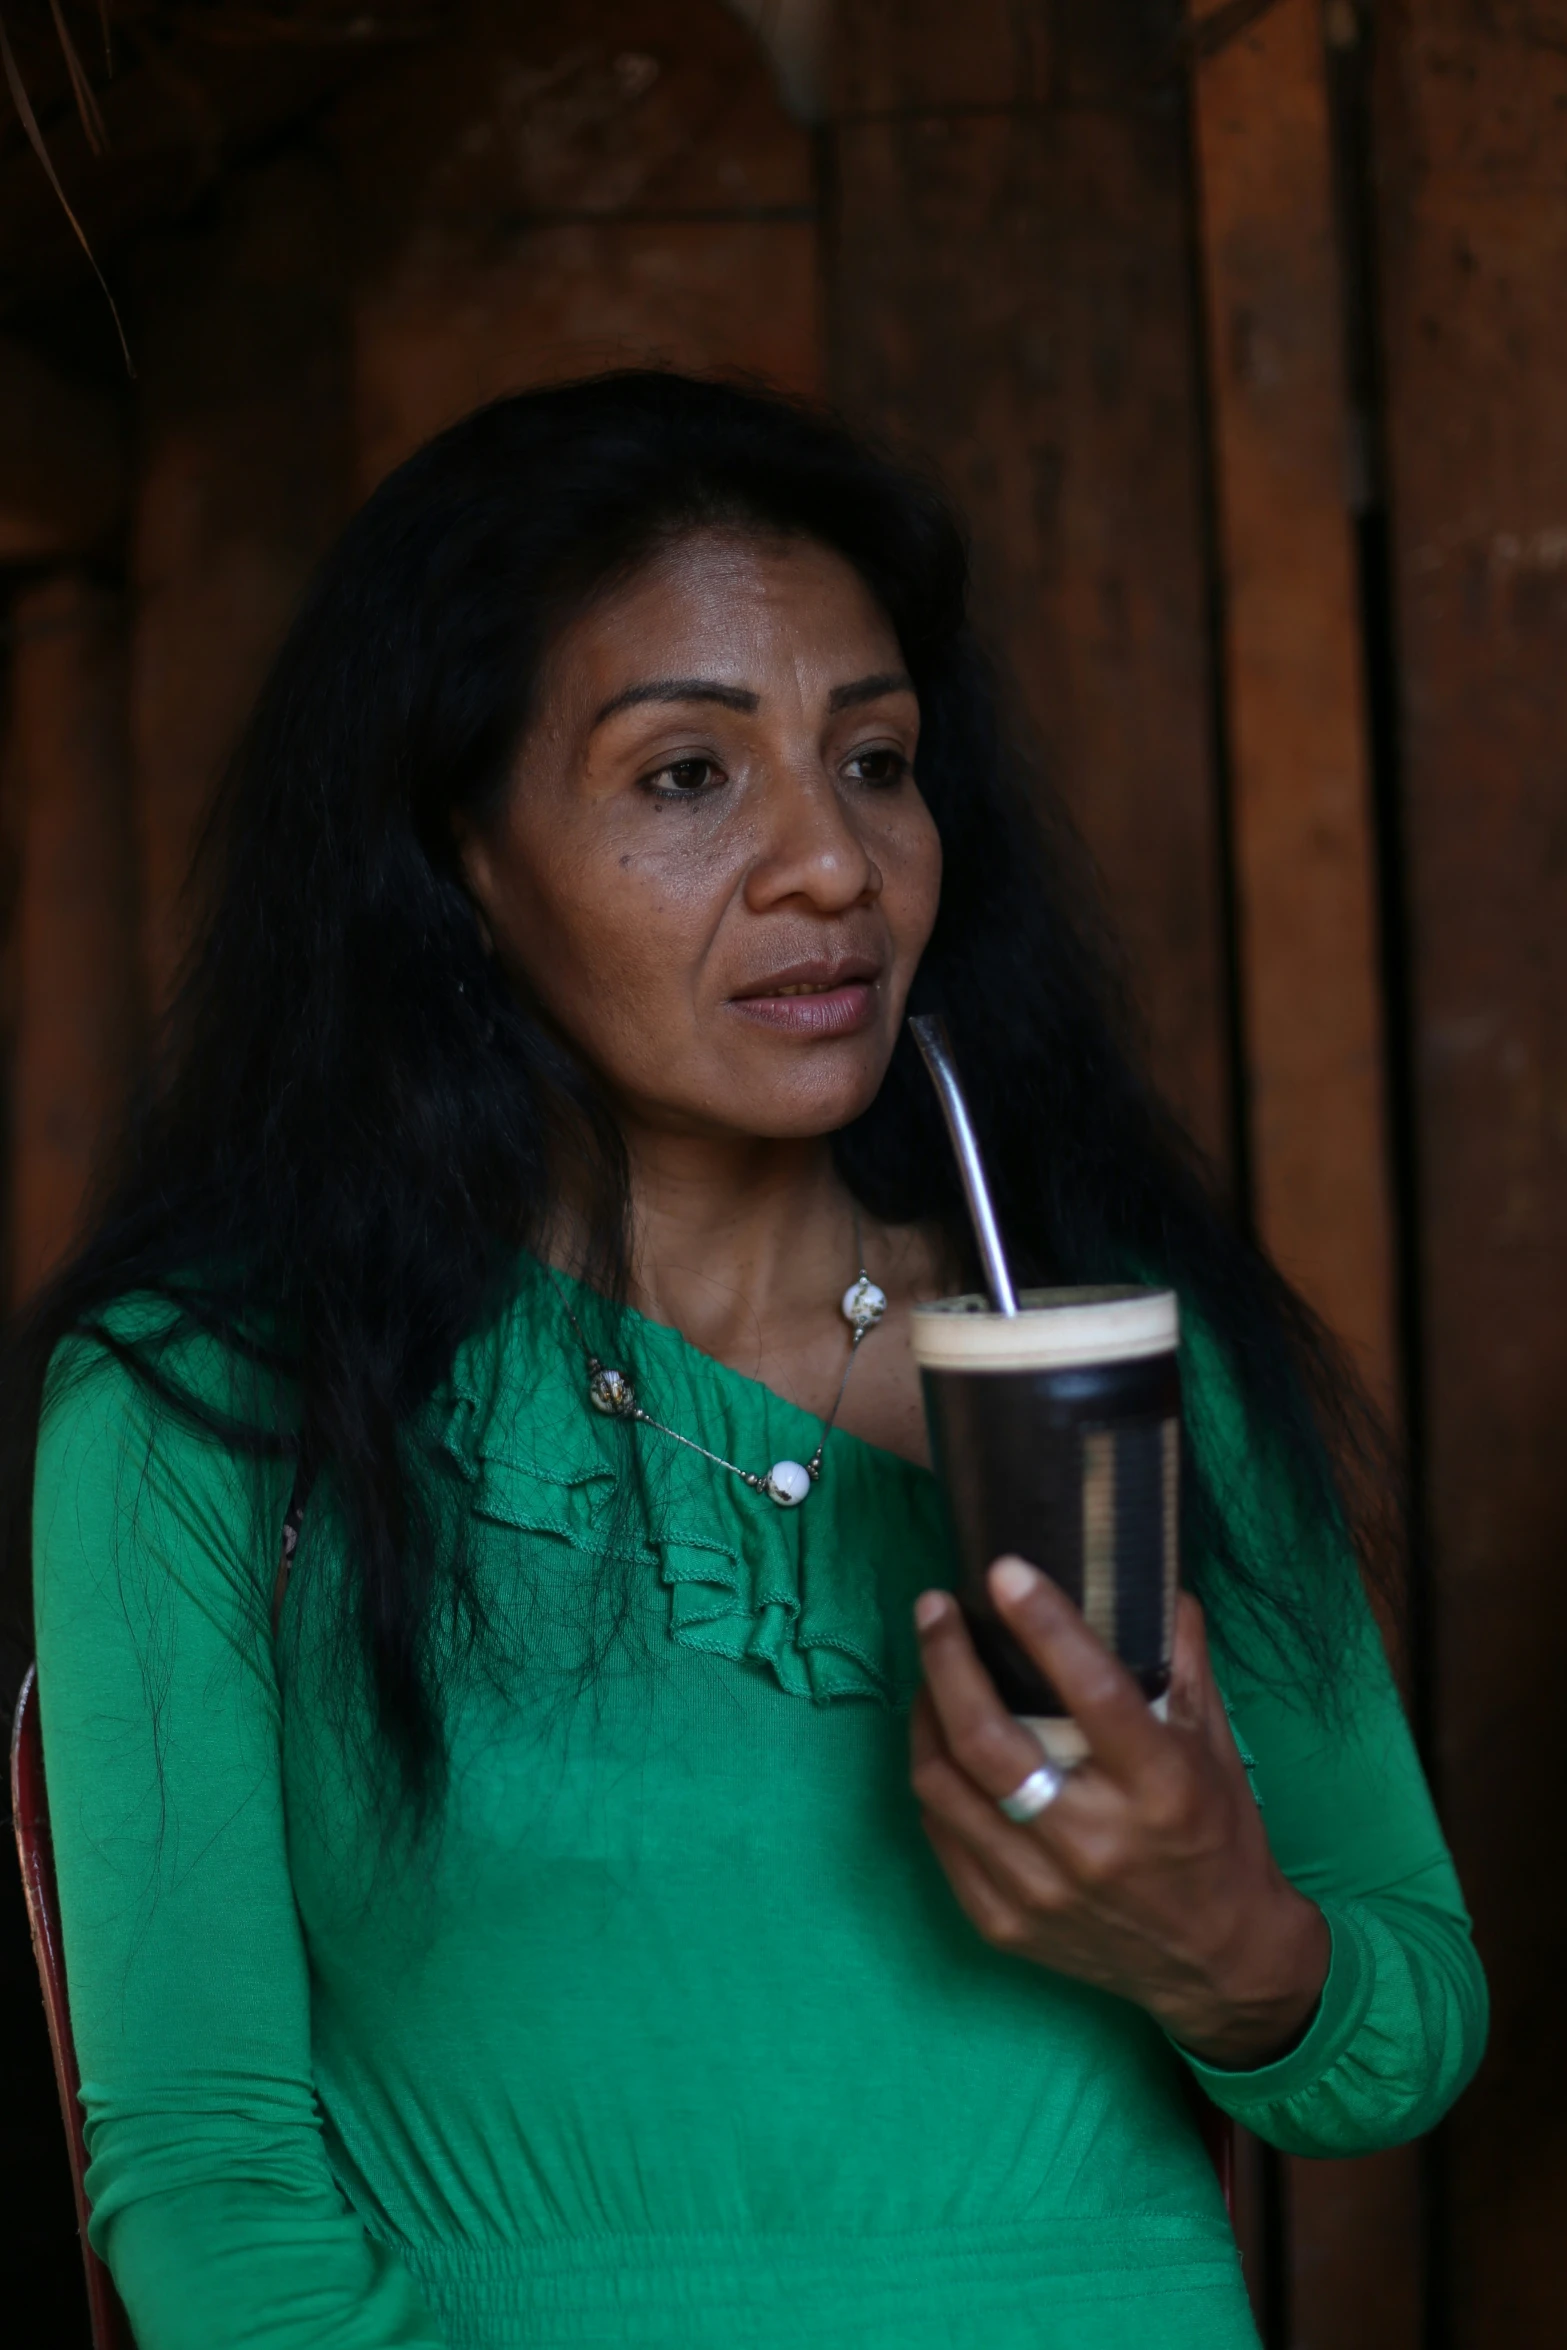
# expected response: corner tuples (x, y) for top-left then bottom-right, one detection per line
(1173, 1324), (1487, 2153)
(30, 1272), (1484, 2350)
(33, 1332), (444, 2350)
(1182, 1603), (1487, 2154)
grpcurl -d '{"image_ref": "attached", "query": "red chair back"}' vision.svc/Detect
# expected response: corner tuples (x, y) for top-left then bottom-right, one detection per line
(1197, 2095), (1235, 2215)
(11, 1665), (136, 2350)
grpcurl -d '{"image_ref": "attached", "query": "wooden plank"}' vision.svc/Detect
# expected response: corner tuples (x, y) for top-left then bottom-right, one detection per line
(6, 575), (138, 1296)
(130, 154), (351, 1012)
(829, 0), (1050, 112)
(1189, 0), (1396, 1395)
(354, 216), (822, 494)
(829, 32), (1230, 1163)
(827, 9), (1231, 1165)
(336, 0), (821, 491)
(1187, 3), (1413, 2343)
(1373, 5), (1567, 2340)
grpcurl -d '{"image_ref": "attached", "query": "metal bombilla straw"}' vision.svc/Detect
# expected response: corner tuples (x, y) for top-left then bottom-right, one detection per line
(907, 1014), (1019, 1317)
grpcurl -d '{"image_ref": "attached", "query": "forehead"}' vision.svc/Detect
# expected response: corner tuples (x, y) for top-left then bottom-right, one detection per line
(551, 528), (903, 689)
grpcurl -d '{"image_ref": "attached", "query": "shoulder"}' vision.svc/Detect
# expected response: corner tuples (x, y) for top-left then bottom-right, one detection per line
(1179, 1308), (1329, 1551)
(435, 1258), (583, 1454)
(35, 1297), (292, 1639)
(43, 1290), (285, 1422)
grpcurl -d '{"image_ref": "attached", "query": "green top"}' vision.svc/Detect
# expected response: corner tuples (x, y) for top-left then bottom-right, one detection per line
(33, 1266), (1486, 2350)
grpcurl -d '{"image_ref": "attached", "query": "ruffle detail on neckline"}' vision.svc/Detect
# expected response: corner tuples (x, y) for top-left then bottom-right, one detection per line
(432, 1265), (945, 1712)
(436, 1379), (614, 1506)
(655, 1530), (898, 1705)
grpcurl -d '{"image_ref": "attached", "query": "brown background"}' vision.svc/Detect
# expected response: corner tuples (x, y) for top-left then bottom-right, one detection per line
(2, 2), (1563, 2343)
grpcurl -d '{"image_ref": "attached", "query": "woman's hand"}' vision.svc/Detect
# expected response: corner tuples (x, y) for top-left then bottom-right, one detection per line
(911, 1558), (1330, 2068)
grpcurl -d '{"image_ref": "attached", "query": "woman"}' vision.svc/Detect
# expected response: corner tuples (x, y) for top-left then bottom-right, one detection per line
(13, 373), (1484, 2350)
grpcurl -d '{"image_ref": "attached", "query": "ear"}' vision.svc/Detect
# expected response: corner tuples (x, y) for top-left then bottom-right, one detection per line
(451, 813), (499, 956)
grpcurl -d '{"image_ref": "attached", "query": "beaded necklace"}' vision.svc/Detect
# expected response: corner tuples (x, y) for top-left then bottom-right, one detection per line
(550, 1233), (887, 1507)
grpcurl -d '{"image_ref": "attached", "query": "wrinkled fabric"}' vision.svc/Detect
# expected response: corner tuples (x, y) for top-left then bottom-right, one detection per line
(33, 1267), (1486, 2350)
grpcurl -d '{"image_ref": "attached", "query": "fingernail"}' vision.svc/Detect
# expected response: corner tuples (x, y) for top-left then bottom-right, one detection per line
(990, 1557), (1040, 1605)
(914, 1590), (949, 1632)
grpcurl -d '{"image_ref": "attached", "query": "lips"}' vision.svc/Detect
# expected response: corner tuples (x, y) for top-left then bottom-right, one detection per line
(728, 955), (882, 1040)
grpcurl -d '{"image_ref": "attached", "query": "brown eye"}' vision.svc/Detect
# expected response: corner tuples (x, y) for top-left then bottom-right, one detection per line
(643, 756), (725, 798)
(845, 746), (910, 788)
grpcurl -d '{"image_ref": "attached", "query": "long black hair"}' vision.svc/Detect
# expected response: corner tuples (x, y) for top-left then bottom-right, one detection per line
(1, 370), (1390, 1804)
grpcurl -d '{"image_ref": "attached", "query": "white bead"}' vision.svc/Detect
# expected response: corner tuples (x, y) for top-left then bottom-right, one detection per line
(841, 1276), (887, 1332)
(765, 1459), (812, 1506)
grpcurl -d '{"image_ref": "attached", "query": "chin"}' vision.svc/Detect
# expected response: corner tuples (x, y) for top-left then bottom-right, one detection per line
(734, 1053), (890, 1140)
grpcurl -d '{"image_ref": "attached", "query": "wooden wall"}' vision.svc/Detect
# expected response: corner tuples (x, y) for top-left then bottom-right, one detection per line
(827, 7), (1407, 2328)
(831, 1), (1230, 1166)
(1375, 3), (1567, 2337)
(4, 1), (1565, 2343)
(1185, 12), (1412, 2339)
(338, 0), (821, 491)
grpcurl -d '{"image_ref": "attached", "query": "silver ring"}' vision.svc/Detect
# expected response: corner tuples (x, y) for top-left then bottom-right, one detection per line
(998, 1762), (1067, 1823)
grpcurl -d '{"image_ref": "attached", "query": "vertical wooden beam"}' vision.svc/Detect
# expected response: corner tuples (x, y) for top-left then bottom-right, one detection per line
(828, 1), (1231, 1167)
(7, 576), (138, 1297)
(1188, 4), (1413, 2345)
(1189, 0), (1395, 1396)
(131, 153), (351, 1012)
(1374, 5), (1567, 2340)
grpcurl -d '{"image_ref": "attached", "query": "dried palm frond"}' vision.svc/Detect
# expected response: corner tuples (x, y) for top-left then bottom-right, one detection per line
(0, 0), (131, 370)
(47, 0), (106, 149)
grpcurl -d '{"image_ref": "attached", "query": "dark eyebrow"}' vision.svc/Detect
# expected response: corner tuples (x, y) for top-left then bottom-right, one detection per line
(591, 679), (760, 728)
(827, 671), (916, 713)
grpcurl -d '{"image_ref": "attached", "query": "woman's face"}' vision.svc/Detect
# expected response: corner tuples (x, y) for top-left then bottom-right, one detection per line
(458, 528), (942, 1141)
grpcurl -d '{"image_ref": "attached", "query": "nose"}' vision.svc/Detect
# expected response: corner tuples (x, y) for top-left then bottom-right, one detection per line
(742, 764), (883, 918)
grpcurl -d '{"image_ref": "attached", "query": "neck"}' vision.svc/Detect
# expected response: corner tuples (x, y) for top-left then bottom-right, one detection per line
(618, 1121), (858, 1358)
